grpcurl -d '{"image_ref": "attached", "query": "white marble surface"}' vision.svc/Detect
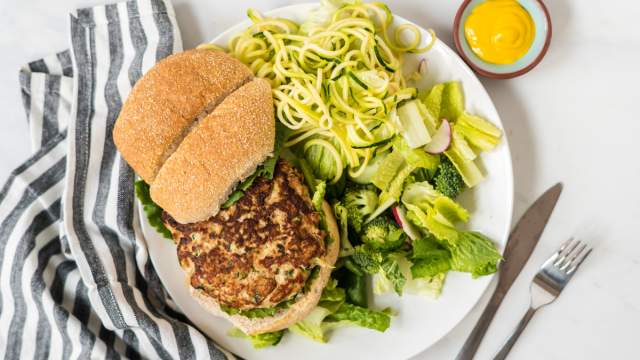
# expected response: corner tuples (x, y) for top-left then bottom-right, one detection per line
(1, 0), (638, 359)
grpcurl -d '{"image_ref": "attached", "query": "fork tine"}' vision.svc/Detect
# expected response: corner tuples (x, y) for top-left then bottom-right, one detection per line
(566, 247), (592, 275)
(554, 238), (579, 267)
(560, 243), (587, 271)
(557, 237), (575, 253)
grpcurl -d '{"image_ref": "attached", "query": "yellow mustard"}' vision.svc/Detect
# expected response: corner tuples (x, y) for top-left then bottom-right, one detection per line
(464, 0), (535, 65)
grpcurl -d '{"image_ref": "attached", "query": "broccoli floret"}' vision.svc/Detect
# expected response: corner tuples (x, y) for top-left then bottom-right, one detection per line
(351, 245), (384, 274)
(344, 184), (378, 234)
(434, 156), (465, 199)
(360, 216), (406, 251)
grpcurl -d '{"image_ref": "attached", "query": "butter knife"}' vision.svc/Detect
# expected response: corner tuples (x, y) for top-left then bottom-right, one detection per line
(456, 183), (563, 360)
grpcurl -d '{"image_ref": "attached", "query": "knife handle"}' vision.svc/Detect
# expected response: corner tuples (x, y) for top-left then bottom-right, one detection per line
(455, 287), (507, 360)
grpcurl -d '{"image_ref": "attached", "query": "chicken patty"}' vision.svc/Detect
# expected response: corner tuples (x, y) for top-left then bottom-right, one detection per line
(162, 160), (326, 310)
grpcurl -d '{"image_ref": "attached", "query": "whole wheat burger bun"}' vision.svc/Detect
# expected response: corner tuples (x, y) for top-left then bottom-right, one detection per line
(188, 201), (340, 335)
(150, 78), (275, 224)
(113, 49), (253, 184)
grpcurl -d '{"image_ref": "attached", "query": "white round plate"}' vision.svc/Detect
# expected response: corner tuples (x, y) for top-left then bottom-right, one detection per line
(139, 3), (514, 359)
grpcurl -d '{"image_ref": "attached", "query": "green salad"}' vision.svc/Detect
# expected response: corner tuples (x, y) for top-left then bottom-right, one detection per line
(138, 0), (504, 348)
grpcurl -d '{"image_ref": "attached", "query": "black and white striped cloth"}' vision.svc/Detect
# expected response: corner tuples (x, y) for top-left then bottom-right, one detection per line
(1, 1), (237, 358)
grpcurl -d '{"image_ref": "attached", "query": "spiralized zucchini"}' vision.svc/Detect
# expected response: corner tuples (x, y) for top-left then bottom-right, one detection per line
(215, 2), (436, 183)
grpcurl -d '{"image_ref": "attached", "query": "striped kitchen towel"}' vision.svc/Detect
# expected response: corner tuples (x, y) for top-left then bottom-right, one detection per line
(0, 0), (237, 358)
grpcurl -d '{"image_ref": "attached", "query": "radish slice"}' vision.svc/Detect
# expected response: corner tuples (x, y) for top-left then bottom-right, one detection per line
(392, 206), (422, 241)
(424, 119), (452, 154)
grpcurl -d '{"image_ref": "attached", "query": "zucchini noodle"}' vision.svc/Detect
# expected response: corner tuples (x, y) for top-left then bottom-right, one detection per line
(221, 1), (436, 183)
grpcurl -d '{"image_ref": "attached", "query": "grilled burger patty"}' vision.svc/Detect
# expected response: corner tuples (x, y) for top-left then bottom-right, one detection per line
(162, 160), (326, 310)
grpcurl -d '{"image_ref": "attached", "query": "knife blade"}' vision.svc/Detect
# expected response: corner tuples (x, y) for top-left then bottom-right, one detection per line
(455, 183), (563, 360)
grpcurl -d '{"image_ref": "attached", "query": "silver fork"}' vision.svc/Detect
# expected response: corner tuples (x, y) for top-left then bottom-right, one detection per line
(493, 238), (592, 360)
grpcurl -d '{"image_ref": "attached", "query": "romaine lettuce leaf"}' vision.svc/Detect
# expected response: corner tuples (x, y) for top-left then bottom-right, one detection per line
(457, 112), (502, 138)
(372, 150), (406, 191)
(228, 328), (285, 348)
(318, 278), (346, 312)
(374, 254), (445, 298)
(134, 180), (172, 240)
(433, 196), (469, 224)
(410, 236), (451, 278)
(289, 306), (333, 343)
(402, 181), (468, 227)
(450, 126), (477, 161)
(444, 149), (484, 188)
(440, 81), (464, 121)
(393, 137), (440, 170)
(312, 181), (327, 212)
(325, 303), (391, 332)
(404, 272), (446, 298)
(396, 101), (432, 148)
(420, 83), (444, 120)
(410, 250), (451, 278)
(455, 122), (500, 152)
(381, 257), (406, 295)
(449, 232), (502, 278)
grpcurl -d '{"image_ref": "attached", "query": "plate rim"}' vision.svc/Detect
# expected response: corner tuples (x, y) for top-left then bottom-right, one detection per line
(141, 3), (514, 358)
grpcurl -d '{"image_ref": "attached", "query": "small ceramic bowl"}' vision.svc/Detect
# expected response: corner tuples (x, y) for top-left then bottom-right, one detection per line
(453, 0), (552, 79)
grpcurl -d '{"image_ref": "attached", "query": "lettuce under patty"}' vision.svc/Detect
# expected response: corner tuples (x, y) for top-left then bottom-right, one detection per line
(221, 122), (289, 209)
(134, 180), (173, 240)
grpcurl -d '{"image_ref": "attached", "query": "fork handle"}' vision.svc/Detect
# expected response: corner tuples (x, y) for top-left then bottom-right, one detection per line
(493, 307), (537, 360)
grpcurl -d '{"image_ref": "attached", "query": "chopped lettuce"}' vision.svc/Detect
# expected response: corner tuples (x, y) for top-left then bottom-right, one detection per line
(420, 83), (444, 120)
(458, 112), (502, 138)
(291, 277), (390, 343)
(404, 272), (446, 298)
(444, 149), (484, 188)
(450, 126), (476, 161)
(318, 278), (346, 312)
(312, 181), (327, 212)
(410, 237), (451, 278)
(349, 150), (389, 185)
(290, 307), (334, 343)
(324, 303), (391, 332)
(372, 150), (406, 192)
(404, 203), (459, 243)
(455, 113), (502, 152)
(402, 181), (469, 227)
(134, 180), (172, 240)
(367, 137), (440, 222)
(228, 328), (285, 348)
(396, 100), (431, 148)
(392, 137), (440, 170)
(440, 81), (465, 121)
(449, 232), (502, 278)
(374, 254), (445, 298)
(380, 257), (406, 295)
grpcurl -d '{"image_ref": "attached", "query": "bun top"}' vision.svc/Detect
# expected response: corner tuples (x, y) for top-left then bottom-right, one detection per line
(113, 49), (275, 223)
(113, 49), (254, 184)
(150, 78), (275, 224)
